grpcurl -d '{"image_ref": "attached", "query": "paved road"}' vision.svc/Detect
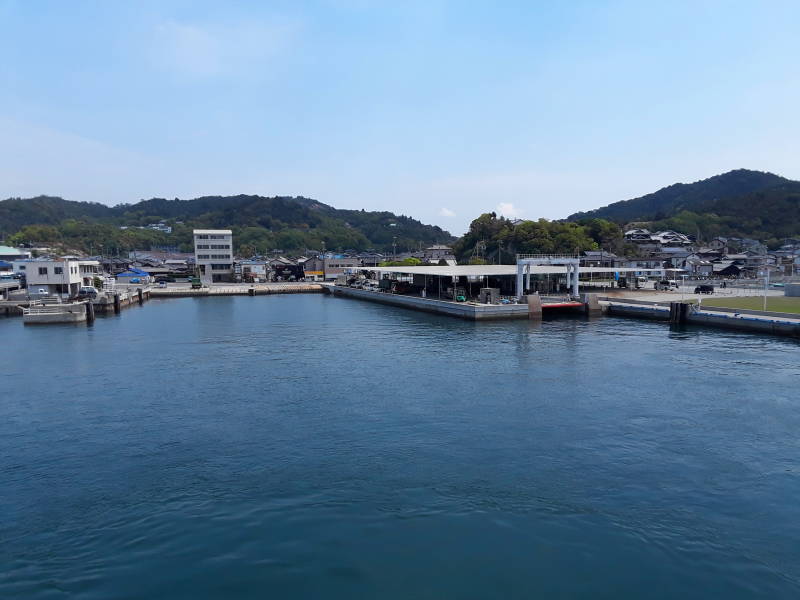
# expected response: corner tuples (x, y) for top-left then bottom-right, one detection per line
(606, 286), (784, 304)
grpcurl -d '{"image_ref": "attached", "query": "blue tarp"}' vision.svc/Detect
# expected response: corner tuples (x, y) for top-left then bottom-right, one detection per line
(117, 268), (150, 277)
(0, 260), (12, 269)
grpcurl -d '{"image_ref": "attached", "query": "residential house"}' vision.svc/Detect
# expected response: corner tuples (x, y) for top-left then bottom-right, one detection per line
(712, 261), (742, 277)
(303, 255), (360, 281)
(238, 260), (270, 283)
(422, 245), (457, 264)
(358, 252), (385, 267)
(581, 251), (623, 268)
(14, 258), (101, 296)
(623, 228), (653, 242)
(707, 237), (729, 253)
(684, 255), (714, 277)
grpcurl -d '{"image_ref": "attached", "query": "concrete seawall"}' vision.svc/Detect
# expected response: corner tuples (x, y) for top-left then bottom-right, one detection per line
(23, 303), (89, 325)
(605, 299), (800, 338)
(150, 284), (325, 298)
(332, 286), (532, 320)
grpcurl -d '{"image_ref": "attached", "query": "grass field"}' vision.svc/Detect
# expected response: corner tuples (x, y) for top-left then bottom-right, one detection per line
(698, 295), (800, 314)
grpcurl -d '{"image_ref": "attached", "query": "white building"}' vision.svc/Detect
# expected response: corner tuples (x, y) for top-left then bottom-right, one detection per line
(13, 259), (101, 297)
(0, 245), (32, 261)
(193, 229), (234, 282)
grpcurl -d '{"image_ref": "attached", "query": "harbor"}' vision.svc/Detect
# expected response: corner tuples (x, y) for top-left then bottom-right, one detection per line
(4, 291), (800, 599)
(5, 255), (799, 338)
(1, 233), (797, 339)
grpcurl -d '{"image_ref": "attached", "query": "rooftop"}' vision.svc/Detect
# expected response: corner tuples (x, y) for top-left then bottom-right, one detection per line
(372, 265), (666, 277)
(0, 245), (29, 255)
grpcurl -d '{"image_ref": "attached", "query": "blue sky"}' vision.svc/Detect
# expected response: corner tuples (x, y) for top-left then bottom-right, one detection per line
(2, 0), (799, 235)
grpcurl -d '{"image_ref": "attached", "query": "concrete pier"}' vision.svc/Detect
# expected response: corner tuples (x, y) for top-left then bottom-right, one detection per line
(23, 302), (89, 325)
(92, 287), (150, 314)
(332, 286), (584, 321)
(605, 298), (800, 338)
(522, 294), (542, 320)
(582, 293), (602, 316)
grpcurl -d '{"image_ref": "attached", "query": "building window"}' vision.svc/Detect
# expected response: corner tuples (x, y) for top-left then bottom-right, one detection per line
(38, 267), (48, 275)
(197, 234), (209, 240)
(210, 244), (230, 249)
(197, 244), (209, 249)
(198, 254), (210, 259)
(211, 264), (231, 270)
(54, 267), (63, 274)
(210, 254), (229, 259)
(18, 265), (25, 271)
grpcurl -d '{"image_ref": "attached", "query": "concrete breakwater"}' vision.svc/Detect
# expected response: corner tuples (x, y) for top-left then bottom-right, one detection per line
(22, 287), (152, 324)
(604, 298), (800, 338)
(330, 285), (590, 320)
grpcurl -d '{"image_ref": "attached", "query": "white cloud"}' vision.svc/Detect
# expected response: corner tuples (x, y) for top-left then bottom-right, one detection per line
(151, 18), (298, 79)
(438, 207), (456, 217)
(496, 202), (521, 218)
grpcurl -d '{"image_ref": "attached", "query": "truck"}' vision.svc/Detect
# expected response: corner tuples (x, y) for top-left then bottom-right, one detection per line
(190, 277), (202, 289)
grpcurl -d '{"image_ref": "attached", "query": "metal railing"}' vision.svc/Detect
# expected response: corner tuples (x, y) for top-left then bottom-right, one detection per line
(516, 253), (579, 260)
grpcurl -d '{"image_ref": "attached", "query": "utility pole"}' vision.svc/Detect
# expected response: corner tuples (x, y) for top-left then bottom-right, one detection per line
(392, 236), (397, 262)
(321, 241), (326, 281)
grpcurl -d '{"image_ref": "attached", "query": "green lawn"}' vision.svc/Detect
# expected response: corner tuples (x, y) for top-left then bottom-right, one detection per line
(698, 295), (800, 314)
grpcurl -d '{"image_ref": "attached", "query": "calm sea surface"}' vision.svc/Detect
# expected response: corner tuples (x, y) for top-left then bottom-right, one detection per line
(1, 294), (799, 599)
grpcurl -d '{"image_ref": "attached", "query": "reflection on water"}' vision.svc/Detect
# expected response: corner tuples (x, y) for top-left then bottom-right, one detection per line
(1, 294), (799, 599)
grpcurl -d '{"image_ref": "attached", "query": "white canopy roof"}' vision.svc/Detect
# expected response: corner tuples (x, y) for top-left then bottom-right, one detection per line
(372, 265), (667, 277)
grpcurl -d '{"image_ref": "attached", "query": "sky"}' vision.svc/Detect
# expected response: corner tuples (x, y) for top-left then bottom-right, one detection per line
(1, 0), (799, 235)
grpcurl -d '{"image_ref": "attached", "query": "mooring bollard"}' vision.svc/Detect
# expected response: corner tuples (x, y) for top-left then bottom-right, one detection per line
(669, 302), (689, 324)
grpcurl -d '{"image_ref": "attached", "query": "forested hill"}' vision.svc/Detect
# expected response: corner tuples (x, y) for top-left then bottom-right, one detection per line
(566, 169), (800, 245)
(568, 169), (792, 223)
(0, 194), (454, 254)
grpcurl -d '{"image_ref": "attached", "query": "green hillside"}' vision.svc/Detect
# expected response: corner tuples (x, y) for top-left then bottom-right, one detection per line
(568, 169), (791, 223)
(649, 183), (800, 247)
(567, 169), (800, 245)
(0, 195), (454, 255)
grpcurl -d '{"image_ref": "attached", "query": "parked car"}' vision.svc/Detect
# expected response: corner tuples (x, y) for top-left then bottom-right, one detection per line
(77, 286), (99, 299)
(694, 284), (714, 294)
(129, 277), (141, 284)
(155, 276), (175, 283)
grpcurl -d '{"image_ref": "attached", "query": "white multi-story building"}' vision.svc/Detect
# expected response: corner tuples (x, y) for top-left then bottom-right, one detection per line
(193, 229), (234, 282)
(13, 259), (101, 297)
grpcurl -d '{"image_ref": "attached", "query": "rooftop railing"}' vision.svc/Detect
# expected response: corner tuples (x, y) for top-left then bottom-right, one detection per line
(516, 253), (580, 260)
